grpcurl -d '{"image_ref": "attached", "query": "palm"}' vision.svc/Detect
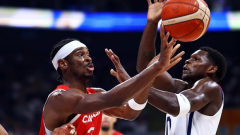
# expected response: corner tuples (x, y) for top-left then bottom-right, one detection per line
(147, 1), (164, 23)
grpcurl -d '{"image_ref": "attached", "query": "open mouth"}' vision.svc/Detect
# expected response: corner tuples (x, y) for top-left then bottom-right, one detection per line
(86, 63), (94, 71)
(182, 66), (189, 73)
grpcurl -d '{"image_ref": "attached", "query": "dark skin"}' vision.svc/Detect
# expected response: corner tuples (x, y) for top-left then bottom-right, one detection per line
(134, 0), (223, 116)
(44, 38), (184, 131)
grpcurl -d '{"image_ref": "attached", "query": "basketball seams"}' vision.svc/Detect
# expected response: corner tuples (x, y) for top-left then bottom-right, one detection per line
(162, 1), (210, 20)
(195, 1), (209, 40)
(162, 9), (205, 26)
(161, 0), (210, 42)
(163, 2), (199, 9)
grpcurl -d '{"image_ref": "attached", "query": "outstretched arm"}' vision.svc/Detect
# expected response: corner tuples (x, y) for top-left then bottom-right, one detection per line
(148, 78), (222, 116)
(137, 0), (181, 93)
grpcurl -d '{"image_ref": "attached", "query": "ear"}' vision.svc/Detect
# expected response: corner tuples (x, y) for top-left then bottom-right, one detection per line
(207, 65), (218, 74)
(113, 117), (117, 124)
(58, 59), (68, 71)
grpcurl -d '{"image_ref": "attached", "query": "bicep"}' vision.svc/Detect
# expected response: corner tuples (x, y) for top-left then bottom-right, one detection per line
(49, 90), (113, 114)
(181, 88), (212, 112)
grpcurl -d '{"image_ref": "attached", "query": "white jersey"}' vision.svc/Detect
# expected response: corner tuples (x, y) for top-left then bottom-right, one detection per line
(165, 86), (224, 135)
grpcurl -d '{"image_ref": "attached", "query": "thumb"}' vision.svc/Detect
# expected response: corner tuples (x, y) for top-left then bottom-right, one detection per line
(110, 69), (117, 77)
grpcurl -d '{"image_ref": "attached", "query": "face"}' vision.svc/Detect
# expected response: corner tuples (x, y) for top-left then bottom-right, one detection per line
(101, 114), (117, 131)
(66, 47), (94, 82)
(182, 50), (212, 82)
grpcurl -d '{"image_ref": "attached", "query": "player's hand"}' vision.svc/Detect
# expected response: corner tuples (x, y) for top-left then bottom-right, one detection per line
(154, 24), (185, 75)
(147, 0), (165, 23)
(105, 49), (131, 83)
(51, 123), (77, 135)
(147, 43), (181, 67)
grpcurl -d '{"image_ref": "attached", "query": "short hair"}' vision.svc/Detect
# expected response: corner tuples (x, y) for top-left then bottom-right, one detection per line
(199, 47), (227, 81)
(50, 38), (78, 82)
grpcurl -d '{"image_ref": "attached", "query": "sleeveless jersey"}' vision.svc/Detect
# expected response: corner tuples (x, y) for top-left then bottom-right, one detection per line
(165, 86), (224, 135)
(39, 85), (102, 135)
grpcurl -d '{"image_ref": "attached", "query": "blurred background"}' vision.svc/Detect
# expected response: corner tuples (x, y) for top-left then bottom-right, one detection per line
(0, 0), (240, 135)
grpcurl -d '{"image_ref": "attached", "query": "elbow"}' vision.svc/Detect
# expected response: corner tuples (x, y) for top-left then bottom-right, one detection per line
(166, 104), (180, 117)
(124, 113), (140, 121)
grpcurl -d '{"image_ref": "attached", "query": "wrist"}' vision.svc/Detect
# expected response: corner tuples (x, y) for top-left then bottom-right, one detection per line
(128, 99), (148, 110)
(147, 20), (159, 26)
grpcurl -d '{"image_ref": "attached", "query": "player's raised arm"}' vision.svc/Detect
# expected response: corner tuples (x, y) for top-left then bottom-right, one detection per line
(148, 78), (221, 117)
(136, 0), (164, 72)
(137, 0), (185, 93)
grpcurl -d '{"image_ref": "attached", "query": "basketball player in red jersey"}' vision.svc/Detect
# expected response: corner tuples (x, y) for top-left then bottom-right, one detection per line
(39, 35), (184, 135)
(108, 0), (227, 134)
(100, 114), (123, 135)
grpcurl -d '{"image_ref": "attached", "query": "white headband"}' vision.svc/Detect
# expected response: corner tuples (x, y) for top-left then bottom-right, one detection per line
(52, 40), (86, 70)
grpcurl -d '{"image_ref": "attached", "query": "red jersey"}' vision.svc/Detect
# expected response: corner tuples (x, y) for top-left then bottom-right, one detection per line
(112, 130), (123, 135)
(39, 85), (102, 135)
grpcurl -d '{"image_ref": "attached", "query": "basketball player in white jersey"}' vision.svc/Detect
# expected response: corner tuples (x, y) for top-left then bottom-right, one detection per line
(107, 0), (227, 135)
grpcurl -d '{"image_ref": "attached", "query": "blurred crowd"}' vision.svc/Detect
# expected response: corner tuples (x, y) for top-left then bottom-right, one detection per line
(0, 0), (240, 12)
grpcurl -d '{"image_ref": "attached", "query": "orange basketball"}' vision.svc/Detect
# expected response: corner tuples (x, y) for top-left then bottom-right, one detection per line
(161, 0), (211, 42)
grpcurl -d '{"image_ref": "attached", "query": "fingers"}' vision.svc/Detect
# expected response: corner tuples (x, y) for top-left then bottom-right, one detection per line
(70, 129), (76, 135)
(110, 69), (117, 77)
(109, 49), (120, 63)
(171, 43), (181, 57)
(160, 24), (165, 41)
(147, 0), (152, 5)
(154, 0), (158, 3)
(105, 49), (112, 59)
(105, 49), (119, 67)
(167, 57), (183, 69)
(170, 51), (185, 63)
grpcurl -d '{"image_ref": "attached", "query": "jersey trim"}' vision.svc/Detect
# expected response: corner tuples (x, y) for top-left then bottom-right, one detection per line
(69, 114), (81, 124)
(187, 112), (195, 135)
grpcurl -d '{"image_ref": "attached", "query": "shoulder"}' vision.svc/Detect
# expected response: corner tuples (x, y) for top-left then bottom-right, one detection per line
(47, 88), (85, 108)
(192, 78), (220, 94)
(88, 87), (106, 93)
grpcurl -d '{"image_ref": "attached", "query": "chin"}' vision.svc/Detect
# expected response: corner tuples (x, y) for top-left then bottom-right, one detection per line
(182, 75), (189, 81)
(83, 74), (95, 80)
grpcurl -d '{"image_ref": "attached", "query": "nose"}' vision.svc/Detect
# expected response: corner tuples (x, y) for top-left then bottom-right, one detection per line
(185, 59), (190, 64)
(85, 55), (92, 63)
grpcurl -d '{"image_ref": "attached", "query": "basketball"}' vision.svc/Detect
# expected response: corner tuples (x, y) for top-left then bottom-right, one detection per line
(161, 0), (210, 42)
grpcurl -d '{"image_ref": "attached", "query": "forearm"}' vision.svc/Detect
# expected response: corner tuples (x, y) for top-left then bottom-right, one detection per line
(148, 87), (180, 116)
(137, 21), (158, 72)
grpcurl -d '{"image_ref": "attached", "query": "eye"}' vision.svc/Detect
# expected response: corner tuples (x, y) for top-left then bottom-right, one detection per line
(78, 53), (83, 57)
(194, 57), (200, 61)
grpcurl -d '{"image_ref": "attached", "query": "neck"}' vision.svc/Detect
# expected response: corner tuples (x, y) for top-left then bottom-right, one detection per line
(63, 75), (87, 93)
(99, 129), (114, 135)
(187, 76), (213, 88)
